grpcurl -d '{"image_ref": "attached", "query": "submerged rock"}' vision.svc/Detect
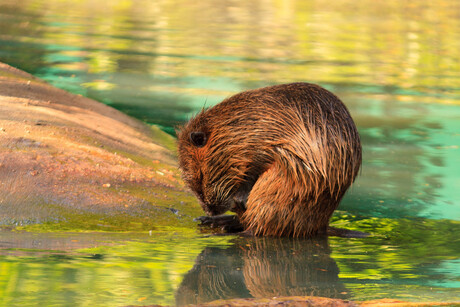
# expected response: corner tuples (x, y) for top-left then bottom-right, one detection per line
(196, 297), (458, 306)
(0, 62), (201, 231)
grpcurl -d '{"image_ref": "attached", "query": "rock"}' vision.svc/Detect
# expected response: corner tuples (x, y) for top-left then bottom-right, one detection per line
(0, 62), (201, 231)
(126, 296), (459, 306)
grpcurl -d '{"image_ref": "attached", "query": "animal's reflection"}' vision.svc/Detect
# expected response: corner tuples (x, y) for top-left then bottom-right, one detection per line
(176, 236), (348, 305)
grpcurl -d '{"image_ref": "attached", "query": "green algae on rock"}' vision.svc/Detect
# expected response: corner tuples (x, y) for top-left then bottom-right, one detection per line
(0, 62), (202, 231)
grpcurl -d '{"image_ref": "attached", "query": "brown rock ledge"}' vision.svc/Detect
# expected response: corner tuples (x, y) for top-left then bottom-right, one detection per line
(128, 296), (458, 307)
(0, 62), (200, 230)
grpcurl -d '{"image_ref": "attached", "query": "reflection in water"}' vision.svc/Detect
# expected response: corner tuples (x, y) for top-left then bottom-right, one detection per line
(176, 237), (348, 305)
(0, 230), (121, 251)
(0, 219), (459, 306)
(0, 231), (235, 306)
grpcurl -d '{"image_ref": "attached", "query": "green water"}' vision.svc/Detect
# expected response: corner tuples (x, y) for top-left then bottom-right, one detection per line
(0, 0), (459, 305)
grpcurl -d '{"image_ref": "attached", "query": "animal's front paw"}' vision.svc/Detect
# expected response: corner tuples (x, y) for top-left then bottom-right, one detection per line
(194, 215), (244, 233)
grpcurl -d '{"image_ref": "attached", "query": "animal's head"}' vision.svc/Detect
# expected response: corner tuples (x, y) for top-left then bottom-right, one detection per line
(177, 96), (271, 217)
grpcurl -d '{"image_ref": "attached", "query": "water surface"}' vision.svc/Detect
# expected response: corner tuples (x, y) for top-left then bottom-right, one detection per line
(0, 0), (459, 305)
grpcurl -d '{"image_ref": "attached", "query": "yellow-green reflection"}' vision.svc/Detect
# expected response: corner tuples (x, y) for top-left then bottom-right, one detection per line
(0, 230), (234, 306)
(1, 217), (458, 306)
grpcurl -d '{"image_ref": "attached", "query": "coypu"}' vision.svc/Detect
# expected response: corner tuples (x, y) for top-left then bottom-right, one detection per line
(177, 82), (362, 237)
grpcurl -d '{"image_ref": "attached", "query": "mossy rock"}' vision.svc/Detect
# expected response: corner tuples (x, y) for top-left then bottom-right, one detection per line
(0, 62), (201, 231)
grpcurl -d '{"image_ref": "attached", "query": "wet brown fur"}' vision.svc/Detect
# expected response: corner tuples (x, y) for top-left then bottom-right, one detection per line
(177, 83), (362, 237)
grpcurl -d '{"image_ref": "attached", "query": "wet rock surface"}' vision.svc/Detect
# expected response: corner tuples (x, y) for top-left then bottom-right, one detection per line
(0, 62), (200, 231)
(128, 296), (458, 307)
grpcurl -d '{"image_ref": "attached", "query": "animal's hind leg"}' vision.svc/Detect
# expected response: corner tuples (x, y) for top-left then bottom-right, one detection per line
(241, 162), (325, 237)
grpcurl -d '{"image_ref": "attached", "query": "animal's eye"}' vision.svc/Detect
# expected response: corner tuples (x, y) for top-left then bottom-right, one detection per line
(190, 131), (207, 147)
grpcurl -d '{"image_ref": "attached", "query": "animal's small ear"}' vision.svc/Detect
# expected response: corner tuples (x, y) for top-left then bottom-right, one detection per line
(190, 131), (207, 147)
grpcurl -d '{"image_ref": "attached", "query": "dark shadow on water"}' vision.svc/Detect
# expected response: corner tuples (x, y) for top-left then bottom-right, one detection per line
(175, 236), (348, 306)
